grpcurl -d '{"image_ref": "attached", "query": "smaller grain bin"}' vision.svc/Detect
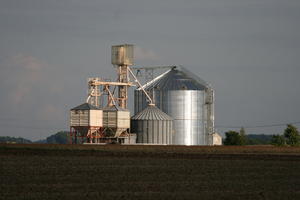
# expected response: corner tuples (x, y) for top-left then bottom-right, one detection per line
(103, 105), (130, 137)
(70, 103), (103, 129)
(131, 105), (173, 144)
(70, 103), (103, 143)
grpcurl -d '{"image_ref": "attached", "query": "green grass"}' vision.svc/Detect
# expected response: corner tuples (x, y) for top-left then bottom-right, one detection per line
(1, 144), (300, 200)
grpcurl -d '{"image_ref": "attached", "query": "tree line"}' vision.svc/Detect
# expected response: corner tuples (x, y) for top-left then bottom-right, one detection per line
(0, 131), (69, 144)
(224, 124), (300, 146)
(1, 125), (300, 146)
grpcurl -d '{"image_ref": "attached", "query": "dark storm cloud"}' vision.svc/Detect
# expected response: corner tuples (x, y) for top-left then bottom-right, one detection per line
(0, 0), (299, 139)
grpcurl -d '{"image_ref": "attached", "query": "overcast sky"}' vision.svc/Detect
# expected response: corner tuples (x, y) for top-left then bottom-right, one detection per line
(0, 0), (299, 140)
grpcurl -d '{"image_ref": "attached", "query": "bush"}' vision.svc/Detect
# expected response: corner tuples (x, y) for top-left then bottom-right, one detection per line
(224, 131), (243, 145)
(271, 135), (286, 146)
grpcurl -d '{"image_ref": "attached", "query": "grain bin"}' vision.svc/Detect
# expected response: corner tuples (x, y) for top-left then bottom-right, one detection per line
(131, 104), (173, 144)
(70, 103), (103, 143)
(102, 105), (130, 137)
(134, 66), (214, 145)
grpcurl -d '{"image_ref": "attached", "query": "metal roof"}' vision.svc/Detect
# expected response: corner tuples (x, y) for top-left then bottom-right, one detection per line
(138, 66), (209, 91)
(131, 105), (173, 120)
(71, 103), (101, 110)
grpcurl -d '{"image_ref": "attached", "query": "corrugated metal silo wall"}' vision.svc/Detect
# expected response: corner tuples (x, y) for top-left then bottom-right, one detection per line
(134, 89), (209, 145)
(131, 120), (173, 144)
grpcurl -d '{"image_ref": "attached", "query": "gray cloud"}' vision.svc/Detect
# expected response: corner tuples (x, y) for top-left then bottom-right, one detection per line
(134, 46), (160, 62)
(2, 54), (45, 104)
(0, 55), (68, 139)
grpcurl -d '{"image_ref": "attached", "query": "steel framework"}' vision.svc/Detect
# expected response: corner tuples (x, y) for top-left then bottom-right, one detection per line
(69, 126), (103, 144)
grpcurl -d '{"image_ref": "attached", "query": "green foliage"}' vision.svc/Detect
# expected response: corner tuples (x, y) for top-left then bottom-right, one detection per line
(224, 129), (274, 145)
(34, 139), (47, 144)
(239, 127), (247, 145)
(224, 124), (300, 146)
(270, 125), (300, 146)
(0, 136), (32, 144)
(46, 131), (69, 144)
(224, 131), (243, 145)
(283, 124), (300, 146)
(271, 135), (286, 146)
(0, 131), (69, 144)
(246, 134), (273, 145)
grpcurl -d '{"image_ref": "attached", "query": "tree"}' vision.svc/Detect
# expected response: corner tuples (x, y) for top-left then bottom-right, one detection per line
(239, 127), (247, 145)
(46, 131), (69, 144)
(283, 124), (300, 146)
(224, 131), (243, 145)
(246, 134), (273, 145)
(0, 136), (32, 144)
(271, 135), (286, 146)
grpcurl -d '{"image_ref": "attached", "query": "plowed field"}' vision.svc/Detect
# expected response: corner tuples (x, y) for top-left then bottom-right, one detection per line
(1, 144), (300, 200)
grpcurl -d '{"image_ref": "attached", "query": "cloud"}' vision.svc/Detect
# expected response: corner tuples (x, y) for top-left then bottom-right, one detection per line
(134, 46), (160, 61)
(10, 54), (45, 71)
(0, 54), (65, 119)
(37, 104), (64, 120)
(10, 85), (31, 105)
(0, 54), (69, 139)
(0, 54), (46, 105)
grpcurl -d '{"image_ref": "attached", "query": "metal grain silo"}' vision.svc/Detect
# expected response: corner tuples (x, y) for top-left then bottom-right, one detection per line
(70, 103), (103, 143)
(134, 66), (214, 145)
(131, 105), (173, 144)
(102, 105), (130, 137)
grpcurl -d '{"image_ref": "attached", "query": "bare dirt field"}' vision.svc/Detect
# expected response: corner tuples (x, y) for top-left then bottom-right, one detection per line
(1, 144), (300, 200)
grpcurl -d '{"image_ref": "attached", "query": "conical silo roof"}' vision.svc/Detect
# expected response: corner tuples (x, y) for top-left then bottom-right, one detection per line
(131, 105), (173, 120)
(139, 66), (209, 91)
(71, 103), (101, 110)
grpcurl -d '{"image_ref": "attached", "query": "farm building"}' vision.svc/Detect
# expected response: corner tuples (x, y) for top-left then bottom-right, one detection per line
(69, 44), (220, 145)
